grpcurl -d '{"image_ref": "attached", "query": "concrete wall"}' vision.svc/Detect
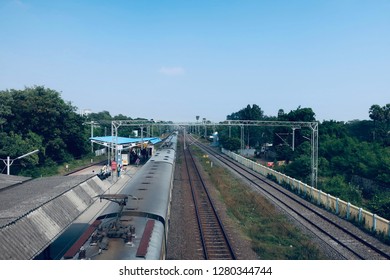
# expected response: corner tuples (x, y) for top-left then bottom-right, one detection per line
(0, 176), (107, 260)
(222, 148), (390, 238)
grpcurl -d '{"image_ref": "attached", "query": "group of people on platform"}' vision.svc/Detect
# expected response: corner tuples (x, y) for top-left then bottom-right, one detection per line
(97, 148), (150, 180)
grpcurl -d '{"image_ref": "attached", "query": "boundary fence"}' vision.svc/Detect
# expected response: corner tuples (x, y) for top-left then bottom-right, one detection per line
(222, 148), (390, 238)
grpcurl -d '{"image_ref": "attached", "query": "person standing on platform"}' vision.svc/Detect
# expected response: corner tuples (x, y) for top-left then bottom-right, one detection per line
(111, 160), (117, 179)
(117, 164), (121, 178)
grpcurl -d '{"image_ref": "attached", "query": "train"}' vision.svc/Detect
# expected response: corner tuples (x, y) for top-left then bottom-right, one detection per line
(62, 131), (178, 260)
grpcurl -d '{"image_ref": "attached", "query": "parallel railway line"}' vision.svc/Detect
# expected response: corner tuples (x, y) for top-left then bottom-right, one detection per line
(183, 143), (236, 260)
(64, 160), (107, 176)
(189, 136), (390, 260)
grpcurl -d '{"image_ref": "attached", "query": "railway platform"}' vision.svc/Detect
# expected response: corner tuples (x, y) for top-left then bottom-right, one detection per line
(67, 164), (140, 225)
(0, 163), (141, 260)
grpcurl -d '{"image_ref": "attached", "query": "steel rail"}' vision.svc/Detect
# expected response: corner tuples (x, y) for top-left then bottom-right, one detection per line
(193, 138), (390, 260)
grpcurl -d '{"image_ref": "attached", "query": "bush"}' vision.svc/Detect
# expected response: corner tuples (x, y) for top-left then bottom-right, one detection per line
(319, 175), (362, 205)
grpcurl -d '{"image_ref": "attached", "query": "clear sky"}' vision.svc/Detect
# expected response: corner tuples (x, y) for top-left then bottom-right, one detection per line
(1, 0), (389, 122)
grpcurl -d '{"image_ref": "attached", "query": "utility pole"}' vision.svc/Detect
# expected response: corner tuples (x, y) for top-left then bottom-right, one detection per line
(196, 116), (200, 135)
(1, 149), (39, 175)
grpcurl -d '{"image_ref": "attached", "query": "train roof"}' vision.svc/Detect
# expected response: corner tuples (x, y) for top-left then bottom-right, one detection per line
(120, 160), (174, 223)
(64, 216), (164, 260)
(65, 133), (178, 260)
(63, 152), (176, 260)
(150, 149), (176, 164)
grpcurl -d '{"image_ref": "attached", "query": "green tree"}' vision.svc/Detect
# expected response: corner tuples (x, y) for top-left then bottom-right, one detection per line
(88, 111), (112, 121)
(0, 91), (13, 132)
(282, 106), (316, 122)
(0, 86), (89, 172)
(220, 136), (241, 152)
(274, 106), (315, 151)
(346, 120), (374, 142)
(227, 104), (264, 121)
(0, 131), (41, 174)
(369, 103), (390, 145)
(321, 175), (362, 205)
(226, 104), (268, 147)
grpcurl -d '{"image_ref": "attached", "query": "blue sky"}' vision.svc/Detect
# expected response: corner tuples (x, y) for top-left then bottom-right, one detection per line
(1, 0), (389, 122)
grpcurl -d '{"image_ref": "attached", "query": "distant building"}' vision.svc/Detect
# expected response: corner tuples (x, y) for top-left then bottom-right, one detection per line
(80, 109), (92, 116)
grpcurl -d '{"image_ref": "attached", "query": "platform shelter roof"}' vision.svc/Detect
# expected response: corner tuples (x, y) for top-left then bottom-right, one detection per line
(90, 136), (161, 147)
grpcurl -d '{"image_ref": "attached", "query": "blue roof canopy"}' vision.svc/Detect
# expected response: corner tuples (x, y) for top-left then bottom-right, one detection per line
(90, 136), (161, 147)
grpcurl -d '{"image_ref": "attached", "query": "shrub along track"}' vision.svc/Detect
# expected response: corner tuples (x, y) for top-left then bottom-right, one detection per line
(168, 135), (327, 260)
(167, 135), (258, 260)
(191, 136), (390, 260)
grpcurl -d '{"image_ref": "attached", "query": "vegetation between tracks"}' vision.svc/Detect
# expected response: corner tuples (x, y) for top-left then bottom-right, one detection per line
(58, 155), (107, 175)
(191, 145), (327, 260)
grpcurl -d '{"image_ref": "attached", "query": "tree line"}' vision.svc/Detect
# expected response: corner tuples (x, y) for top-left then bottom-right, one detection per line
(218, 104), (390, 220)
(1, 86), (389, 219)
(0, 86), (146, 176)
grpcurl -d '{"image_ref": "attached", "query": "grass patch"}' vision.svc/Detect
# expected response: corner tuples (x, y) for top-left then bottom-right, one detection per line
(192, 146), (327, 260)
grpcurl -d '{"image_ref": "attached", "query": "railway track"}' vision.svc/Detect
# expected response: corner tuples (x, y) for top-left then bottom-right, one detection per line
(189, 136), (390, 260)
(183, 144), (236, 260)
(64, 160), (107, 176)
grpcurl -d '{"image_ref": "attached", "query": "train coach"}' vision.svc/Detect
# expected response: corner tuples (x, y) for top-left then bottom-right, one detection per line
(63, 132), (178, 260)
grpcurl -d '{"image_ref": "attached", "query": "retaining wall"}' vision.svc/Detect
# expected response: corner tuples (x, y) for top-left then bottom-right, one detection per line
(222, 148), (390, 238)
(0, 176), (107, 260)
